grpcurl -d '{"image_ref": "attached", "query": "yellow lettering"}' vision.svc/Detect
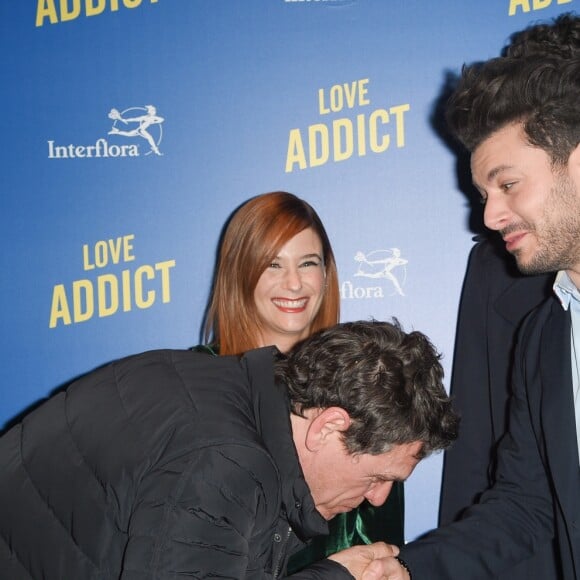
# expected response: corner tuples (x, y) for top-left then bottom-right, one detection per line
(318, 79), (371, 114)
(333, 118), (353, 162)
(507, 0), (570, 16)
(343, 83), (357, 109)
(37, 0), (157, 26)
(509, 0), (530, 15)
(286, 102), (409, 172)
(123, 234), (136, 262)
(329, 85), (344, 112)
(318, 89), (330, 115)
(36, 0), (58, 26)
(285, 129), (307, 172)
(356, 113), (366, 156)
(308, 124), (329, 168)
(82, 244), (95, 270)
(135, 265), (155, 308)
(156, 260), (176, 302)
(122, 269), (132, 311)
(60, 0), (81, 22)
(109, 239), (122, 264)
(390, 103), (410, 147)
(97, 274), (118, 317)
(85, 0), (106, 16)
(49, 285), (72, 328)
(369, 109), (389, 153)
(72, 279), (94, 323)
(49, 257), (174, 328)
(94, 240), (108, 267)
(358, 79), (370, 106)
(83, 235), (136, 269)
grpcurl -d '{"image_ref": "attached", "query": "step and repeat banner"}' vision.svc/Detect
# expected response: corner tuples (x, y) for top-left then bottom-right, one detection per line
(2, 0), (575, 542)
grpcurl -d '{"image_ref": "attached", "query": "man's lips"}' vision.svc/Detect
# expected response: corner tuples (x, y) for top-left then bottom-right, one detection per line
(503, 231), (527, 252)
(333, 500), (364, 515)
(271, 297), (308, 312)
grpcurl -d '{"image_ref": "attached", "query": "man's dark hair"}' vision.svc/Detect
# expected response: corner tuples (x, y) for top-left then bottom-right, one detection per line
(446, 54), (580, 161)
(504, 12), (580, 59)
(274, 319), (459, 459)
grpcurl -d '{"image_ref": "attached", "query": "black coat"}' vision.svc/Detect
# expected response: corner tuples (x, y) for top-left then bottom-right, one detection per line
(440, 240), (553, 521)
(402, 274), (580, 577)
(439, 240), (558, 578)
(0, 348), (351, 579)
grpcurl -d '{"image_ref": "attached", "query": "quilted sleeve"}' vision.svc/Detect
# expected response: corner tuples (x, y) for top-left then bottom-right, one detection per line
(120, 442), (281, 579)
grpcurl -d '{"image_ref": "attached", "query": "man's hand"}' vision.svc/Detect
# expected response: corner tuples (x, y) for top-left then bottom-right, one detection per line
(361, 556), (411, 580)
(327, 542), (400, 579)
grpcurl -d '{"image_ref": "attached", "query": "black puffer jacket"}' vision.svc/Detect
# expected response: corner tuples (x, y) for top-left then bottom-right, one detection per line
(0, 347), (353, 579)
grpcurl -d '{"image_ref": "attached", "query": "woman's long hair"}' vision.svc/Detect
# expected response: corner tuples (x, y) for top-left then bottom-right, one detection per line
(204, 191), (340, 355)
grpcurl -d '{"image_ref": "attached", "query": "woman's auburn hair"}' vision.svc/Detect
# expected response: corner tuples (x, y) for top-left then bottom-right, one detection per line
(204, 191), (340, 355)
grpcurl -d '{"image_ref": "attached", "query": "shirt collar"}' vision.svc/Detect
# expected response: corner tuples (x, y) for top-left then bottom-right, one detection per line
(554, 270), (580, 311)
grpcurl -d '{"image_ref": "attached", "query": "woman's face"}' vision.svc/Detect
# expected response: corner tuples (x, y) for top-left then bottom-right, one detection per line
(253, 227), (326, 353)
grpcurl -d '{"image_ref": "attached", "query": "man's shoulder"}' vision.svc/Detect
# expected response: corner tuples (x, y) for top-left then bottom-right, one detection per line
(466, 240), (553, 318)
(469, 239), (552, 287)
(114, 348), (249, 390)
(62, 349), (254, 436)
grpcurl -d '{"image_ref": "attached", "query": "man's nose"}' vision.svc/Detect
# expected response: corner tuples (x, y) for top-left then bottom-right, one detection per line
(483, 193), (511, 231)
(365, 481), (393, 507)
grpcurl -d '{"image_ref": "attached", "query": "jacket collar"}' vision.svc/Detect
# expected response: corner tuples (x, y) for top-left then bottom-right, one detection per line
(242, 347), (329, 541)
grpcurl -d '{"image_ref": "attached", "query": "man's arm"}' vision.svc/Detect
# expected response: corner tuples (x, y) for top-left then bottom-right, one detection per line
(440, 242), (495, 523)
(440, 240), (552, 525)
(120, 443), (396, 579)
(399, 312), (555, 577)
(289, 543), (400, 580)
(120, 444), (283, 578)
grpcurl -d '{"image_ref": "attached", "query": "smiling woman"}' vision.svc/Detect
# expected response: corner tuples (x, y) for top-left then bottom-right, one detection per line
(197, 191), (405, 572)
(201, 191), (339, 355)
(253, 227), (327, 353)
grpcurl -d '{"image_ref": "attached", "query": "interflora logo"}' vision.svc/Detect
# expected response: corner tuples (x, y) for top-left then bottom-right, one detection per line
(47, 105), (165, 159)
(341, 247), (408, 300)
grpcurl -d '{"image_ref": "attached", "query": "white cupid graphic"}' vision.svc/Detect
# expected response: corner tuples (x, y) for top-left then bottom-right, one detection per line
(354, 248), (408, 296)
(108, 105), (164, 156)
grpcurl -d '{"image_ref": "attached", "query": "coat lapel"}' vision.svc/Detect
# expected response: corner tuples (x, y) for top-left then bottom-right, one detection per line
(488, 274), (552, 439)
(538, 301), (578, 519)
(493, 273), (552, 328)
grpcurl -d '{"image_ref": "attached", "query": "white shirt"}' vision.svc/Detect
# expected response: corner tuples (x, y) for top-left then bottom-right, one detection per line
(553, 270), (580, 464)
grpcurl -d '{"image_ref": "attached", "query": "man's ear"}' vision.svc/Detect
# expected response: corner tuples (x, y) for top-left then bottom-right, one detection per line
(304, 407), (351, 452)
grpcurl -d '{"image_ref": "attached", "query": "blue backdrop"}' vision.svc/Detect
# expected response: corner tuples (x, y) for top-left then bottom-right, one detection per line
(2, 0), (576, 542)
